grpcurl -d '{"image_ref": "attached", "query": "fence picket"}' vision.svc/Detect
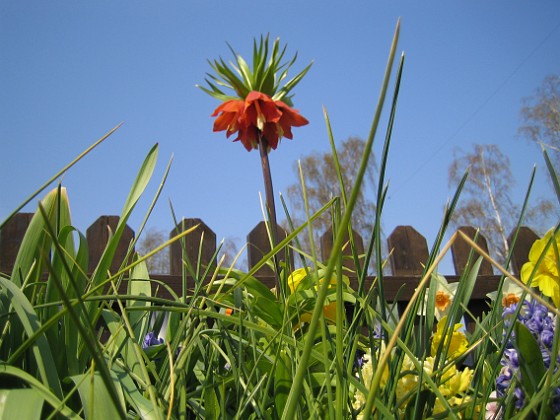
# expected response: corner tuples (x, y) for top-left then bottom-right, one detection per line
(0, 213), (541, 310)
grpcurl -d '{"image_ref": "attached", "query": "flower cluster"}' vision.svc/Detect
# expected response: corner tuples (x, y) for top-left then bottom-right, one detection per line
(212, 90), (308, 151)
(353, 351), (473, 418)
(496, 300), (560, 414)
(354, 318), (472, 418)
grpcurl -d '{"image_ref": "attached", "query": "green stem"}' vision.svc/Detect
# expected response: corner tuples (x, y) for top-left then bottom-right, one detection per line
(258, 133), (282, 294)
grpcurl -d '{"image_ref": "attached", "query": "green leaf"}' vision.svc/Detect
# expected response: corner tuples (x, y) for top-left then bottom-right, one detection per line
(203, 385), (220, 420)
(110, 363), (164, 420)
(101, 309), (145, 380)
(0, 389), (44, 420)
(0, 277), (62, 398)
(66, 370), (126, 420)
(128, 258), (152, 344)
(9, 186), (70, 290)
(0, 364), (81, 419)
(274, 349), (292, 418)
(543, 147), (560, 205)
(89, 143), (159, 293)
(514, 320), (546, 396)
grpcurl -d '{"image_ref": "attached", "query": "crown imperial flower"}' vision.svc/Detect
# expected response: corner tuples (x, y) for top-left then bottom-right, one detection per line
(199, 35), (311, 152)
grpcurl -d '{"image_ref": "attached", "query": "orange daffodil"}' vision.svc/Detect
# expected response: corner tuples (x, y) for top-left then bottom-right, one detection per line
(211, 91), (308, 151)
(521, 228), (560, 307)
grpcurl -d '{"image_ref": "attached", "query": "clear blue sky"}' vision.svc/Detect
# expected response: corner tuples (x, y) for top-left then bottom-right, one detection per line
(1, 2), (559, 272)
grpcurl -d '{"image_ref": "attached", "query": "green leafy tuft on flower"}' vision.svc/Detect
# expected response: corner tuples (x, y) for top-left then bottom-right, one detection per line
(198, 34), (312, 104)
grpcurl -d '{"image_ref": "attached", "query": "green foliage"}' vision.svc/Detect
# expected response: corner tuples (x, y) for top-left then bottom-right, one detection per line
(197, 34), (312, 104)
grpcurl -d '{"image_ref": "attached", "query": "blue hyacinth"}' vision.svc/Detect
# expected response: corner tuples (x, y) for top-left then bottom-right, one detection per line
(496, 300), (560, 414)
(143, 331), (164, 349)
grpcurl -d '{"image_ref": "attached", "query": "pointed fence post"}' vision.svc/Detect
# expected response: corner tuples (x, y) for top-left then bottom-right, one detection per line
(451, 226), (494, 276)
(387, 226), (429, 315)
(320, 226), (364, 276)
(87, 216), (135, 273)
(507, 226), (539, 277)
(169, 218), (217, 278)
(247, 221), (291, 287)
(0, 212), (34, 274)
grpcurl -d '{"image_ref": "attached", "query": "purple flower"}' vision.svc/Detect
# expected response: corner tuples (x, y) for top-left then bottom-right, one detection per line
(143, 332), (164, 349)
(541, 329), (555, 348)
(496, 300), (559, 414)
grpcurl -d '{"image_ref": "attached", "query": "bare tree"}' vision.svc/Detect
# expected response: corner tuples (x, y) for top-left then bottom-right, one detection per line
(218, 237), (246, 270)
(137, 227), (169, 274)
(448, 144), (555, 264)
(285, 136), (378, 258)
(519, 74), (560, 170)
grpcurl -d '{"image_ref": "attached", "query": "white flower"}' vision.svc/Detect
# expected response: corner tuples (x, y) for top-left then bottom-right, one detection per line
(487, 278), (525, 308)
(485, 391), (499, 419)
(419, 273), (458, 320)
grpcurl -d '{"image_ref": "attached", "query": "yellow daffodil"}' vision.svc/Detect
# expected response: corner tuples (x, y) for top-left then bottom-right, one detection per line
(521, 228), (560, 307)
(431, 316), (469, 358)
(287, 267), (340, 323)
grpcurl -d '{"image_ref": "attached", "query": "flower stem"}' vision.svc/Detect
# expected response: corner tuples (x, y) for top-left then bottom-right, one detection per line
(258, 133), (282, 294)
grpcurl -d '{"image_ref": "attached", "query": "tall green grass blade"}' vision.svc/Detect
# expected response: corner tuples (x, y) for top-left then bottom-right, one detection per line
(38, 206), (127, 419)
(89, 143), (159, 292)
(282, 18), (400, 419)
(0, 277), (62, 398)
(373, 51), (404, 322)
(0, 388), (44, 420)
(0, 123), (122, 231)
(543, 148), (560, 204)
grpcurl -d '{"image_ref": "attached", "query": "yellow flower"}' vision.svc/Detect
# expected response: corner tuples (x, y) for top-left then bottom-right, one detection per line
(422, 357), (474, 415)
(353, 350), (389, 418)
(287, 267), (339, 323)
(431, 316), (468, 358)
(395, 354), (420, 405)
(521, 229), (560, 307)
(394, 355), (473, 415)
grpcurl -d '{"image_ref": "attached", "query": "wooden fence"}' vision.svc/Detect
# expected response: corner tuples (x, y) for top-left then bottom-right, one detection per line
(0, 213), (540, 330)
